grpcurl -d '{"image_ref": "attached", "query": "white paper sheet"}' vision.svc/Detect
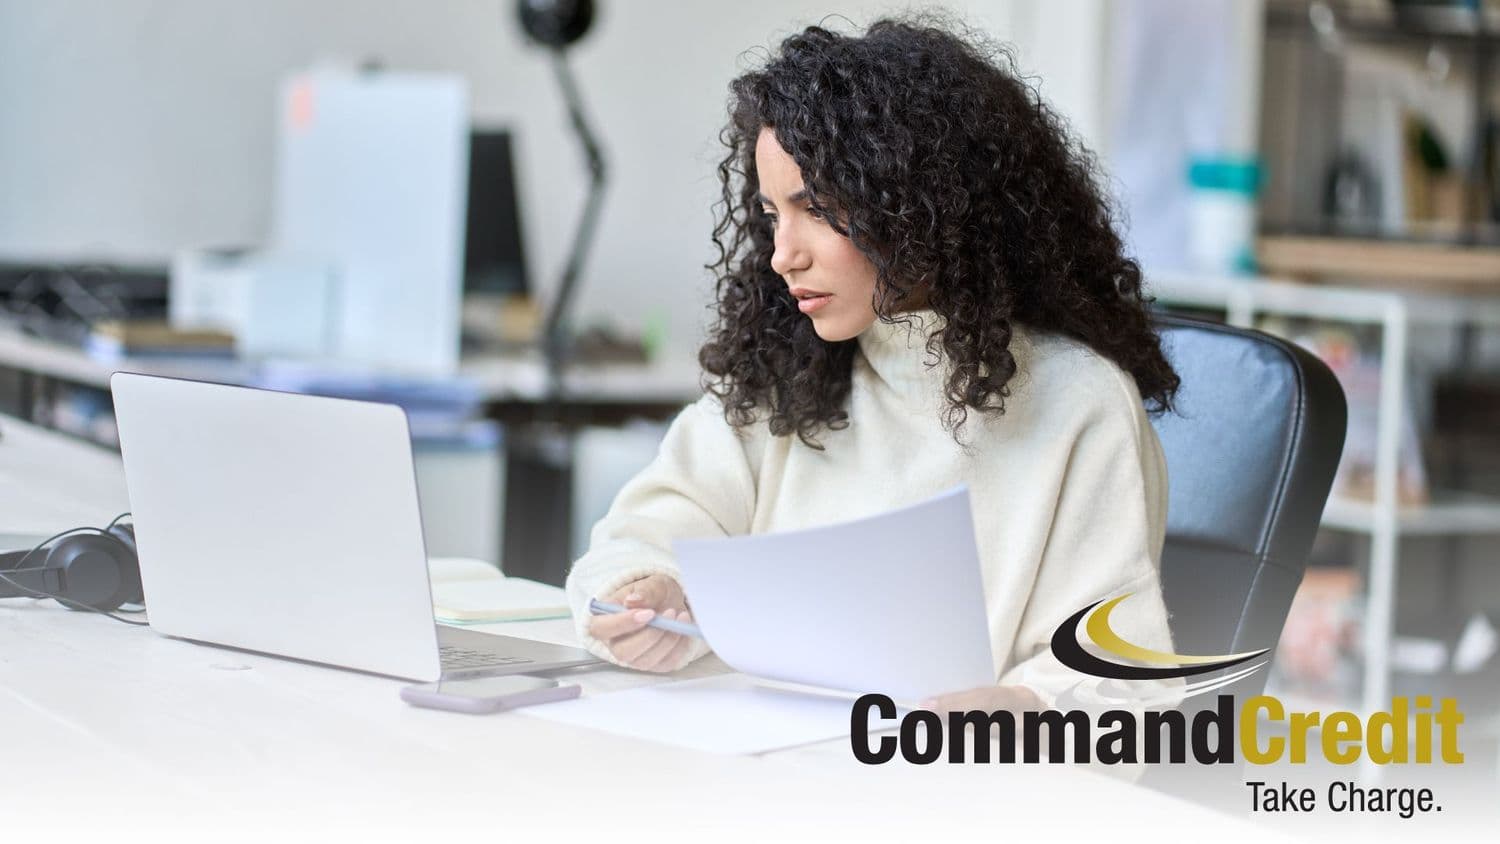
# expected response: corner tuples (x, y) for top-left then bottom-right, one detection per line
(674, 486), (994, 703)
(522, 674), (862, 754)
(531, 487), (994, 754)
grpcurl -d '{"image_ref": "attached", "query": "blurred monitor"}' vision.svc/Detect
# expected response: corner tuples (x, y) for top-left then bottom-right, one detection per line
(464, 130), (529, 297)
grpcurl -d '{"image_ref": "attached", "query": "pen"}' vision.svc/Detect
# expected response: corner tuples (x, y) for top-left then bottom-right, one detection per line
(588, 598), (704, 639)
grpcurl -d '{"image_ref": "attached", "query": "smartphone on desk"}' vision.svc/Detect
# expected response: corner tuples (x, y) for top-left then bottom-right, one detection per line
(401, 675), (580, 714)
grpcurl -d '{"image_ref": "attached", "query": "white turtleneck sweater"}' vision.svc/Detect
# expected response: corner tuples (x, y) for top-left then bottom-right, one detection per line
(564, 313), (1175, 704)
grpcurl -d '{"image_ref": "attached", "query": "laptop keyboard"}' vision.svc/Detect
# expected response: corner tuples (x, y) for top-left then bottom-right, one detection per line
(439, 645), (533, 669)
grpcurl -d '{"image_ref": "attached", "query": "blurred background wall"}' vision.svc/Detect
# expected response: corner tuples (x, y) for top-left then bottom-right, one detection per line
(0, 0), (1117, 361)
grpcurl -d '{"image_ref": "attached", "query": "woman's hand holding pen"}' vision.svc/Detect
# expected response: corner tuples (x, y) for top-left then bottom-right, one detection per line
(588, 574), (696, 673)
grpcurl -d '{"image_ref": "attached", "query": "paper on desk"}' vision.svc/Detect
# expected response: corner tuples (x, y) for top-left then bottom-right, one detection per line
(522, 674), (864, 754)
(674, 486), (995, 703)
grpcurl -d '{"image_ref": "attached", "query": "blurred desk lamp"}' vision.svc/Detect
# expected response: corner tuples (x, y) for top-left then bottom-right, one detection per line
(516, 0), (606, 389)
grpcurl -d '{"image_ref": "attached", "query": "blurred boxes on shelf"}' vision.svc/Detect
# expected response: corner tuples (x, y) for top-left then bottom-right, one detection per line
(84, 319), (235, 361)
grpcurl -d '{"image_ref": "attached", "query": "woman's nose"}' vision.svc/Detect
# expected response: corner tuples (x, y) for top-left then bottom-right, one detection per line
(770, 221), (811, 276)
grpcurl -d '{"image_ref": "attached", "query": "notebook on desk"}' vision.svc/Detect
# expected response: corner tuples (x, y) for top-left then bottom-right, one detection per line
(428, 557), (570, 623)
(109, 372), (600, 682)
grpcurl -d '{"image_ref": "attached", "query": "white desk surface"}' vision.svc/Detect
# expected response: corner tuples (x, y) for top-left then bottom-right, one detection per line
(0, 413), (130, 538)
(0, 415), (1266, 840)
(0, 325), (703, 405)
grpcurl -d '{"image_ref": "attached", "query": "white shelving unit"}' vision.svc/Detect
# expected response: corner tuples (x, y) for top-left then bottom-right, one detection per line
(1322, 491), (1500, 536)
(1150, 271), (1500, 727)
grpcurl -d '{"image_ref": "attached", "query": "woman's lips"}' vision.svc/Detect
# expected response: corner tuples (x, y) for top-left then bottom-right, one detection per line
(798, 294), (833, 314)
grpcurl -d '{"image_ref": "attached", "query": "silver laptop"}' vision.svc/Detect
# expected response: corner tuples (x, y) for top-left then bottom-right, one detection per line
(110, 372), (599, 681)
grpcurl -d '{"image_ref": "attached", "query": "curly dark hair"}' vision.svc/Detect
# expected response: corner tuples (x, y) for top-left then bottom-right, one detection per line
(698, 15), (1179, 447)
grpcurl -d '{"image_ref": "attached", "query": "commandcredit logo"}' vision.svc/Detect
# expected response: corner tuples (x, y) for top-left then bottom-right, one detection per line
(852, 592), (1466, 801)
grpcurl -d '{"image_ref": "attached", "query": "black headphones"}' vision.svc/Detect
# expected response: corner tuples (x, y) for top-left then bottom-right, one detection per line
(0, 521), (143, 613)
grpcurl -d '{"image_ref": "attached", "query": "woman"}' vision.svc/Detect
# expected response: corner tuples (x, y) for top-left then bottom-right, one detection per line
(566, 16), (1180, 713)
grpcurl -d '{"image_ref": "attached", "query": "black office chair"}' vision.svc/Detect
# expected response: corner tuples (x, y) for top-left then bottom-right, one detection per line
(1150, 314), (1348, 699)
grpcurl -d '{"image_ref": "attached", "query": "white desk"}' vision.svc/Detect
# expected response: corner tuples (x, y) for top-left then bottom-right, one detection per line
(0, 414), (1265, 840)
(0, 413), (129, 538)
(0, 325), (703, 405)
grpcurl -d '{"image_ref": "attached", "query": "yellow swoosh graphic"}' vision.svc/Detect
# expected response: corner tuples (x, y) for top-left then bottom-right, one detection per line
(1085, 594), (1268, 666)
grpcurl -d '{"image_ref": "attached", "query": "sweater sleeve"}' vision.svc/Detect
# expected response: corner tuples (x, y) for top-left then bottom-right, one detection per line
(997, 372), (1180, 710)
(564, 395), (758, 669)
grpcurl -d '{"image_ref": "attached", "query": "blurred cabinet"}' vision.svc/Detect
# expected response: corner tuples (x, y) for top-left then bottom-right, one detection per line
(413, 435), (502, 565)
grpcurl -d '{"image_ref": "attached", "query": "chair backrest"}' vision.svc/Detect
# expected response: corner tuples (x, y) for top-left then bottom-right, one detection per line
(1150, 315), (1347, 697)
